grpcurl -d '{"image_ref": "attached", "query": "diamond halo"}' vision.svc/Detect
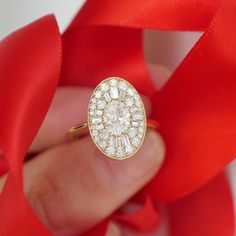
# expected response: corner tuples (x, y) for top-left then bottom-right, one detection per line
(88, 77), (146, 160)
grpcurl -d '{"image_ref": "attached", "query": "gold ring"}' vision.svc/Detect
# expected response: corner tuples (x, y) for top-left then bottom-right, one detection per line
(67, 77), (158, 160)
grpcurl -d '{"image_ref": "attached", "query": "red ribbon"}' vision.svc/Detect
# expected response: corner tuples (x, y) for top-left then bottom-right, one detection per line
(0, 15), (61, 235)
(0, 0), (235, 235)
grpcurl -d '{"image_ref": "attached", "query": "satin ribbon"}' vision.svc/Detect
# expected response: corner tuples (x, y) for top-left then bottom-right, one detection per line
(0, 0), (235, 235)
(0, 15), (61, 235)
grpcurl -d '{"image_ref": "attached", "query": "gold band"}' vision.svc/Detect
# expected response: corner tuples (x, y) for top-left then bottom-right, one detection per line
(67, 119), (159, 140)
(67, 122), (89, 140)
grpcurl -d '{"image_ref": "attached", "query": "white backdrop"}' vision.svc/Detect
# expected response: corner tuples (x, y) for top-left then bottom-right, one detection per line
(0, 0), (201, 71)
(0, 0), (203, 71)
(0, 0), (84, 39)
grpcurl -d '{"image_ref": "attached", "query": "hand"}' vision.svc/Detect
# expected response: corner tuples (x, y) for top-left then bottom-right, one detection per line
(0, 64), (168, 236)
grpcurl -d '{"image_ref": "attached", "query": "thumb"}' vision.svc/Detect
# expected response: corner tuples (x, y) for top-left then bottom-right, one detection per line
(23, 129), (165, 235)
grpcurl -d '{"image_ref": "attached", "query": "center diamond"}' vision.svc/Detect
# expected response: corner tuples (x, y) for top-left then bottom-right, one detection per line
(104, 100), (130, 135)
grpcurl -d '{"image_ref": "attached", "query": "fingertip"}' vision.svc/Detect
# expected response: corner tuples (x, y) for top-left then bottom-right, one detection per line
(141, 95), (152, 117)
(147, 63), (171, 89)
(105, 222), (122, 236)
(145, 130), (165, 172)
(94, 129), (165, 191)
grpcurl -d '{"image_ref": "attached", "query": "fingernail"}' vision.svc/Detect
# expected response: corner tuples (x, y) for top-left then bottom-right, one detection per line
(143, 130), (165, 169)
(105, 222), (121, 236)
(147, 63), (171, 89)
(146, 130), (161, 151)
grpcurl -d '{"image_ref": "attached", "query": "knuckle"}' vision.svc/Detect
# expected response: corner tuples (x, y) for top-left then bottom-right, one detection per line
(28, 169), (77, 232)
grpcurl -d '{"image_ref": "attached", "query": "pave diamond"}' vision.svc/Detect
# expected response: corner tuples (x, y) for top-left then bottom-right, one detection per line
(106, 146), (115, 156)
(101, 82), (109, 91)
(88, 77), (146, 159)
(133, 113), (143, 121)
(126, 145), (133, 154)
(129, 127), (137, 137)
(95, 91), (102, 98)
(119, 81), (127, 90)
(126, 97), (133, 107)
(99, 129), (109, 139)
(97, 100), (106, 109)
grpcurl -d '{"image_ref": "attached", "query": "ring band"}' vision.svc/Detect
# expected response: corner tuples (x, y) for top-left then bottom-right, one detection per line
(67, 119), (159, 140)
(67, 77), (158, 160)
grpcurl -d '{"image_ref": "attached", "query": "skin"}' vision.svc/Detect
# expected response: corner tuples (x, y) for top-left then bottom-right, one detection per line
(0, 64), (170, 236)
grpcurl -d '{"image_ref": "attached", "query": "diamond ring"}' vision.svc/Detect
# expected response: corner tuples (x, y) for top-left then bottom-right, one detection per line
(67, 77), (158, 160)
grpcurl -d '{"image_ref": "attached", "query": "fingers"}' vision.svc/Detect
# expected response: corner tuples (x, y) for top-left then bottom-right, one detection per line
(30, 62), (170, 153)
(30, 87), (152, 153)
(30, 87), (91, 152)
(24, 129), (165, 235)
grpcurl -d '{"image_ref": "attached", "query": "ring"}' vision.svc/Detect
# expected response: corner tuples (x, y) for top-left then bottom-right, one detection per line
(67, 77), (158, 160)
